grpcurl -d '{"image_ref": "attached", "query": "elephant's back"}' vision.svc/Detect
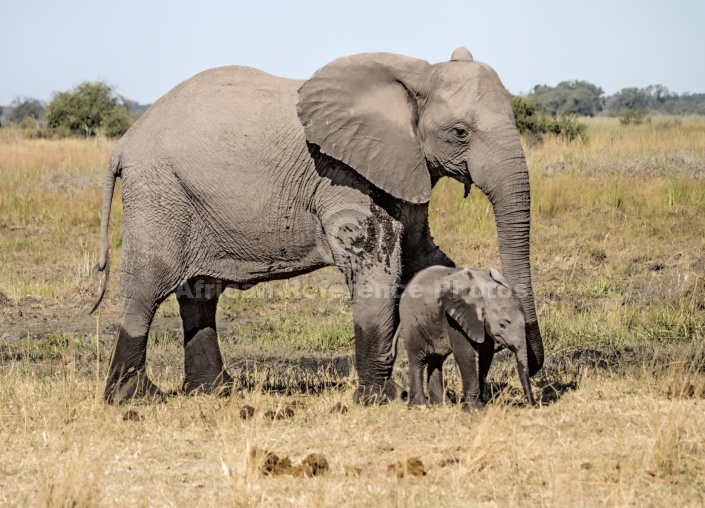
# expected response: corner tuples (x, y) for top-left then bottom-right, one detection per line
(401, 266), (458, 317)
(406, 266), (460, 293)
(114, 64), (312, 197)
(161, 65), (302, 115)
(121, 66), (303, 145)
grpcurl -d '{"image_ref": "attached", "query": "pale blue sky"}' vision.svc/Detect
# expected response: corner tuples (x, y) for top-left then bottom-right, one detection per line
(1, 0), (703, 105)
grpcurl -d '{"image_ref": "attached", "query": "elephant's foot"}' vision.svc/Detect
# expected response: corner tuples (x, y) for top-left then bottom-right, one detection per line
(407, 391), (429, 407)
(353, 380), (399, 406)
(105, 368), (165, 405)
(183, 369), (234, 397)
(461, 399), (486, 412)
(182, 324), (231, 396)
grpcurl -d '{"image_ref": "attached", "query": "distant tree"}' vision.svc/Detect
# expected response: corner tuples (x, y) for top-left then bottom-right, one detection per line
(7, 97), (45, 123)
(620, 93), (648, 125)
(602, 84), (705, 117)
(45, 81), (136, 138)
(604, 88), (649, 124)
(125, 100), (150, 116)
(679, 92), (705, 115)
(606, 87), (643, 111)
(528, 81), (604, 117)
(643, 84), (675, 106)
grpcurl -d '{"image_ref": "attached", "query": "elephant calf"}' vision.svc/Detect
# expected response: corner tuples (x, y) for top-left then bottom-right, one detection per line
(397, 266), (536, 410)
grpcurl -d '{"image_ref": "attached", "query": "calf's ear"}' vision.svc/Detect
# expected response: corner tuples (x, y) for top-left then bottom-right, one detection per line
(489, 268), (511, 289)
(439, 269), (485, 344)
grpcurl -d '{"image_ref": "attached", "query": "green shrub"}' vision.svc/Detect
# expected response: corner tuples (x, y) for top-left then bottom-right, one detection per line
(101, 107), (135, 137)
(512, 96), (588, 144)
(557, 114), (588, 142)
(18, 116), (48, 139)
(619, 109), (648, 126)
(45, 81), (136, 138)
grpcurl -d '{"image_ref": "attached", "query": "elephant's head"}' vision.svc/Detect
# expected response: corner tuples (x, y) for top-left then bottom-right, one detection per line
(297, 47), (543, 375)
(439, 268), (535, 406)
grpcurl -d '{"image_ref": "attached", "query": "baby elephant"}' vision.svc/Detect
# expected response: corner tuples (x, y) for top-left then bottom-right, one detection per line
(397, 266), (535, 410)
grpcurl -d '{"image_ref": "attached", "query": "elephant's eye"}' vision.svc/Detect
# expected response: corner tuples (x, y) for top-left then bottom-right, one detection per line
(451, 125), (469, 140)
(499, 321), (509, 330)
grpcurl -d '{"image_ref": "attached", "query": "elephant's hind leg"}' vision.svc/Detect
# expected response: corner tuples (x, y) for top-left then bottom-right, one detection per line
(105, 287), (169, 404)
(408, 358), (428, 407)
(426, 355), (446, 406)
(177, 278), (233, 395)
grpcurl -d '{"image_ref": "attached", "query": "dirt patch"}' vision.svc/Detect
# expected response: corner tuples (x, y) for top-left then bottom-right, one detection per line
(492, 344), (705, 379)
(230, 355), (354, 394)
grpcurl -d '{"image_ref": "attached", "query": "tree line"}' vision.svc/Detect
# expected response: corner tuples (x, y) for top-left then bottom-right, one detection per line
(526, 81), (705, 123)
(0, 82), (146, 138)
(1, 79), (703, 140)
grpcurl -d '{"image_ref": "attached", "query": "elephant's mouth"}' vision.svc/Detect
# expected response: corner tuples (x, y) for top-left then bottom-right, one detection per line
(426, 158), (473, 190)
(449, 161), (474, 196)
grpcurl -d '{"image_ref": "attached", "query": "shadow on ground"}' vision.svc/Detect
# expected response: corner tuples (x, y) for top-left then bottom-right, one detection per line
(3, 336), (704, 401)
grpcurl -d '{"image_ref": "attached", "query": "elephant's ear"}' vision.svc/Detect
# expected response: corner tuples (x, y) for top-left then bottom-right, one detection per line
(439, 269), (485, 344)
(297, 53), (432, 204)
(489, 268), (511, 289)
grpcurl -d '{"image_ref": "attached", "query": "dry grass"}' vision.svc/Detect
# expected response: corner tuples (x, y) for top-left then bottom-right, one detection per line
(529, 116), (705, 177)
(2, 356), (705, 506)
(1, 117), (705, 505)
(0, 132), (118, 301)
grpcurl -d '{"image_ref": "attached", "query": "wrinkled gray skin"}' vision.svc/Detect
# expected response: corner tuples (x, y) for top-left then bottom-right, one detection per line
(92, 47), (543, 404)
(398, 266), (535, 410)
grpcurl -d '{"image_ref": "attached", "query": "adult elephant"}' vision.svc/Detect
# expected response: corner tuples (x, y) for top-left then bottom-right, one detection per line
(91, 47), (543, 404)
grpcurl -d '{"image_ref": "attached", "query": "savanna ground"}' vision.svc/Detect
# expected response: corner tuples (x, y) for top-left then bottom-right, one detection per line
(1, 117), (705, 506)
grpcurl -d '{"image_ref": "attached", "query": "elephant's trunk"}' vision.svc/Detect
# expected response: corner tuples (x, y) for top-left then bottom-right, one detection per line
(478, 146), (544, 377)
(513, 343), (535, 406)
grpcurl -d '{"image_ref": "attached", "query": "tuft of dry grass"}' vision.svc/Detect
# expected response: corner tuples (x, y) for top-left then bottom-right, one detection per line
(35, 440), (104, 508)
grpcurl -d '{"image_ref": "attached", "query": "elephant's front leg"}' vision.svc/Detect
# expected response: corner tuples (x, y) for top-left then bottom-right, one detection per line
(477, 338), (496, 403)
(447, 325), (484, 411)
(323, 203), (404, 405)
(349, 261), (402, 405)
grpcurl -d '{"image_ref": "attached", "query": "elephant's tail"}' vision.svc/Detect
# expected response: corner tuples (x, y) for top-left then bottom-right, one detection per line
(89, 153), (120, 315)
(384, 324), (402, 364)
